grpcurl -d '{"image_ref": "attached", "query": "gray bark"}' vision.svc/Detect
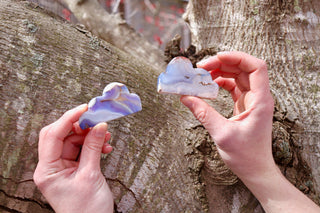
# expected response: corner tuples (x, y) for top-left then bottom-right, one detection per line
(0, 0), (236, 212)
(0, 0), (205, 212)
(1, 0), (319, 212)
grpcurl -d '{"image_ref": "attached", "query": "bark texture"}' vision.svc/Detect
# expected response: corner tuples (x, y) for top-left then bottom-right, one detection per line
(0, 0), (206, 212)
(184, 0), (320, 212)
(0, 0), (237, 212)
(61, 0), (166, 71)
(1, 0), (319, 212)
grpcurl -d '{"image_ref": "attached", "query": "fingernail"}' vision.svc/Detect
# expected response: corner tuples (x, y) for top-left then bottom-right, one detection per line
(93, 123), (107, 138)
(104, 144), (113, 149)
(75, 104), (87, 110)
(103, 144), (113, 154)
(105, 132), (111, 141)
(196, 57), (210, 67)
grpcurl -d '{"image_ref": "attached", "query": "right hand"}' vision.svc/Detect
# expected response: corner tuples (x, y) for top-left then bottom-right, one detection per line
(181, 51), (320, 213)
(181, 51), (276, 181)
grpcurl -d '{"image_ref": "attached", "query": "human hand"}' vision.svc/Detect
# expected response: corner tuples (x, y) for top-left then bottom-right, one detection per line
(33, 104), (114, 213)
(181, 51), (276, 181)
(181, 51), (320, 212)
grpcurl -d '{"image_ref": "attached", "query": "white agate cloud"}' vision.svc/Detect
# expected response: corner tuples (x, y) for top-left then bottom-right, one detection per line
(157, 57), (219, 99)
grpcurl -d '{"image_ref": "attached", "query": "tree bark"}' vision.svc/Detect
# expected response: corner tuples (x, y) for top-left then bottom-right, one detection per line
(61, 0), (166, 71)
(184, 0), (320, 211)
(0, 0), (206, 212)
(1, 0), (319, 212)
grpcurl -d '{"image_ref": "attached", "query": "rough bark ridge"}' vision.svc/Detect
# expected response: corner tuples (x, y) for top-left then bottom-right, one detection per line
(0, 0), (211, 212)
(2, 0), (319, 212)
(184, 0), (320, 212)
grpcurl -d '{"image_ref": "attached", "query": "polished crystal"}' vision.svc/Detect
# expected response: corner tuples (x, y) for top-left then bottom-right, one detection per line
(157, 57), (219, 99)
(79, 82), (142, 129)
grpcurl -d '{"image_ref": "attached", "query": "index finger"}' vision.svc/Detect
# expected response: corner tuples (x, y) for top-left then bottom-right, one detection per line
(198, 51), (270, 93)
(218, 51), (270, 93)
(38, 104), (87, 162)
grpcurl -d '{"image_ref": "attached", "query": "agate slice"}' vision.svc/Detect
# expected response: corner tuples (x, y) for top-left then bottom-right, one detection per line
(79, 82), (142, 129)
(157, 57), (219, 99)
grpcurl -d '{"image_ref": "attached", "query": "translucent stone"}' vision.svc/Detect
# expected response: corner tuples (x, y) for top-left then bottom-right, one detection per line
(157, 57), (219, 99)
(79, 82), (142, 129)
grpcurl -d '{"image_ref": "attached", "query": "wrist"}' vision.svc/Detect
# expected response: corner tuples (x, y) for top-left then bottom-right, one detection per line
(240, 165), (285, 211)
(238, 159), (281, 185)
(240, 164), (320, 213)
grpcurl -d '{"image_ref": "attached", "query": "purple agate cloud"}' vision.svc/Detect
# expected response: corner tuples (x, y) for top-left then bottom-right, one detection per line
(79, 82), (142, 129)
(157, 57), (219, 99)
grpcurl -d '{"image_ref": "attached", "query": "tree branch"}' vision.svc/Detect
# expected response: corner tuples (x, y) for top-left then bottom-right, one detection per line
(62, 0), (166, 71)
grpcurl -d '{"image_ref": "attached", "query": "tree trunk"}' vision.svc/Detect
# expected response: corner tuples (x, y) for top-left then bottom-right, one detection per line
(0, 0), (206, 212)
(61, 0), (167, 71)
(1, 0), (319, 213)
(184, 0), (320, 211)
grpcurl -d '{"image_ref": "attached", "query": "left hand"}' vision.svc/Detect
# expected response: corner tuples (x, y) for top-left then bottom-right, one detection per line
(33, 104), (114, 213)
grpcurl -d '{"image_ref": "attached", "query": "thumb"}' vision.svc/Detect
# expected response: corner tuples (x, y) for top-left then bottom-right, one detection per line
(79, 122), (107, 170)
(180, 96), (227, 134)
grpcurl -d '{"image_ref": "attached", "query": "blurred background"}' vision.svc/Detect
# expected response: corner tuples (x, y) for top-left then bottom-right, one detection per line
(28, 0), (191, 50)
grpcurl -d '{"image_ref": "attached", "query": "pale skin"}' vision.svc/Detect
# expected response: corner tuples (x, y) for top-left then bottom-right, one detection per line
(33, 105), (114, 213)
(34, 51), (320, 213)
(181, 51), (320, 213)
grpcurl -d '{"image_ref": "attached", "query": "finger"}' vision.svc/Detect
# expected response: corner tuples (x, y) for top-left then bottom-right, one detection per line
(38, 104), (87, 162)
(217, 51), (270, 93)
(49, 104), (88, 140)
(38, 124), (54, 161)
(62, 131), (112, 160)
(214, 78), (242, 102)
(102, 132), (112, 154)
(217, 51), (261, 72)
(215, 77), (236, 91)
(211, 70), (250, 93)
(102, 142), (113, 154)
(210, 70), (237, 80)
(235, 72), (250, 91)
(197, 56), (242, 74)
(61, 134), (85, 161)
(196, 55), (220, 71)
(199, 52), (270, 93)
(199, 55), (250, 92)
(72, 122), (90, 135)
(105, 131), (111, 142)
(180, 95), (228, 136)
(79, 123), (108, 170)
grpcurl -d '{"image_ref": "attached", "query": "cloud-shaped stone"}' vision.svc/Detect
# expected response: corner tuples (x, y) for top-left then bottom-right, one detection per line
(157, 57), (219, 99)
(79, 82), (142, 129)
